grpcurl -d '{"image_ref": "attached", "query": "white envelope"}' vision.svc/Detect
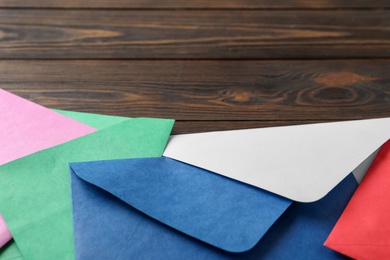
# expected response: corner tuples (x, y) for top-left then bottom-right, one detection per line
(163, 118), (390, 202)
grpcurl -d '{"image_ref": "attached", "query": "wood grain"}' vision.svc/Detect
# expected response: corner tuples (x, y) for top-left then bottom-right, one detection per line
(1, 10), (389, 59)
(0, 0), (389, 9)
(171, 120), (327, 134)
(2, 59), (389, 132)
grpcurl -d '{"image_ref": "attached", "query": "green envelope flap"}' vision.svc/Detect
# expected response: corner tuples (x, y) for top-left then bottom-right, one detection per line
(0, 118), (174, 260)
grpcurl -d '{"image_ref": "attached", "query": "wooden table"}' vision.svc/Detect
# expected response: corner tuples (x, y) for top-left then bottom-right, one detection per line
(1, 1), (389, 134)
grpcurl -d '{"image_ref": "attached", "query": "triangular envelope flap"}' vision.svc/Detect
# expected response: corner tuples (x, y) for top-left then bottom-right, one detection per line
(70, 157), (291, 253)
(70, 165), (356, 259)
(0, 89), (95, 165)
(325, 139), (390, 259)
(163, 118), (390, 202)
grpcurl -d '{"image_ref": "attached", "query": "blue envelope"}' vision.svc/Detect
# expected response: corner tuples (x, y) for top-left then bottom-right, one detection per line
(70, 157), (356, 259)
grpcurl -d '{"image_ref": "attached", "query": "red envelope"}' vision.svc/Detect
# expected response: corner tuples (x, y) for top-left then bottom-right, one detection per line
(325, 139), (390, 259)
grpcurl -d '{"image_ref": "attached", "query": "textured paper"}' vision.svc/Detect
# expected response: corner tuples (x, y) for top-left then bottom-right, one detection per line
(71, 157), (291, 253)
(325, 139), (390, 259)
(164, 118), (390, 202)
(0, 89), (96, 165)
(0, 215), (11, 248)
(0, 109), (131, 260)
(70, 158), (357, 259)
(0, 89), (95, 251)
(0, 242), (22, 260)
(0, 118), (174, 259)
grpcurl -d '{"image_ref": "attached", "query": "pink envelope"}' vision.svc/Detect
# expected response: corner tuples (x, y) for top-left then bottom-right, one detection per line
(0, 215), (11, 248)
(0, 89), (96, 248)
(325, 139), (390, 259)
(0, 89), (96, 165)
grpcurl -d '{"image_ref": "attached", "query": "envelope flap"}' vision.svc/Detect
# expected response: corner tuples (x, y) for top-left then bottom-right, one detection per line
(163, 118), (390, 202)
(325, 140), (390, 259)
(70, 157), (291, 253)
(0, 89), (96, 165)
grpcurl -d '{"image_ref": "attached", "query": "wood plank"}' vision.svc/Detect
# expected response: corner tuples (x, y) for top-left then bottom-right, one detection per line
(0, 10), (389, 59)
(172, 120), (327, 134)
(0, 0), (389, 9)
(1, 60), (389, 127)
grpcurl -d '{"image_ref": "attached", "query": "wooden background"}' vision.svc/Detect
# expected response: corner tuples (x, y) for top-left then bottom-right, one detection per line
(1, 1), (389, 134)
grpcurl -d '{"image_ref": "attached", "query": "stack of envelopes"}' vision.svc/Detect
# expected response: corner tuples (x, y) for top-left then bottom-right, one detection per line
(0, 88), (389, 260)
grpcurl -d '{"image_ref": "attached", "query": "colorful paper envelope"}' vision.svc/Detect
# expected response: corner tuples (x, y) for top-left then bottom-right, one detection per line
(0, 89), (96, 250)
(0, 242), (21, 260)
(69, 156), (357, 259)
(0, 109), (129, 260)
(163, 118), (390, 202)
(0, 215), (11, 249)
(68, 118), (387, 259)
(1, 87), (387, 259)
(0, 118), (174, 259)
(0, 89), (96, 165)
(325, 139), (390, 259)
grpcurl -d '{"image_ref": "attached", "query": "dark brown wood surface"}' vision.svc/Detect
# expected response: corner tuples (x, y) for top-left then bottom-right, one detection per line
(1, 0), (389, 9)
(2, 59), (389, 134)
(1, 10), (390, 59)
(0, 1), (389, 134)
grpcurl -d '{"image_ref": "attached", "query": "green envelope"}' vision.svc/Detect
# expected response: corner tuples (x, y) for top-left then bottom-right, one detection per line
(0, 110), (129, 260)
(0, 111), (174, 260)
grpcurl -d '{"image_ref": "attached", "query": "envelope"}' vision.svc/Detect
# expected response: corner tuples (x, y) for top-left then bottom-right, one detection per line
(0, 118), (174, 259)
(0, 108), (129, 260)
(163, 118), (390, 202)
(325, 139), (390, 259)
(0, 243), (21, 260)
(0, 89), (96, 166)
(0, 89), (96, 251)
(0, 215), (11, 248)
(70, 156), (358, 259)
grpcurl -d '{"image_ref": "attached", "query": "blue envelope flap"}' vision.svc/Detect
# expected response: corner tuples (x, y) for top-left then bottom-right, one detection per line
(70, 157), (291, 253)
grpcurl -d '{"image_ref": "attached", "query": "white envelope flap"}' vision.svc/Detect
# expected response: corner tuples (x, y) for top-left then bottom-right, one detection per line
(163, 118), (390, 202)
